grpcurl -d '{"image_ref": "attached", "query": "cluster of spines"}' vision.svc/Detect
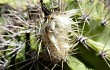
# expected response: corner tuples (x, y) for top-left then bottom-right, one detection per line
(73, 0), (110, 69)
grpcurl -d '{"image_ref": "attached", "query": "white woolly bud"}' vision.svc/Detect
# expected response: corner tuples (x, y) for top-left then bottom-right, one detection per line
(42, 9), (77, 62)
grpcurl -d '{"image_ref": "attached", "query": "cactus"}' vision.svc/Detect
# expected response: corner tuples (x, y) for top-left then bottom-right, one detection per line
(0, 0), (110, 70)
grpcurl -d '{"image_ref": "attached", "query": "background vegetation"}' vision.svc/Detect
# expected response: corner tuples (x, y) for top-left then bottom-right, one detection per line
(0, 0), (110, 70)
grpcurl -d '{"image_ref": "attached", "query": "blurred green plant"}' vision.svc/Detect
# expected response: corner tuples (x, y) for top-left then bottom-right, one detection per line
(0, 0), (110, 70)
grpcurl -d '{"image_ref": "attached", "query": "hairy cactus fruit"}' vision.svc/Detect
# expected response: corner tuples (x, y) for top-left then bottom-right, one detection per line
(41, 9), (77, 62)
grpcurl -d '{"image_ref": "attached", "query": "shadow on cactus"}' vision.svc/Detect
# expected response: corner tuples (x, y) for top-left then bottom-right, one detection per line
(0, 0), (110, 70)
